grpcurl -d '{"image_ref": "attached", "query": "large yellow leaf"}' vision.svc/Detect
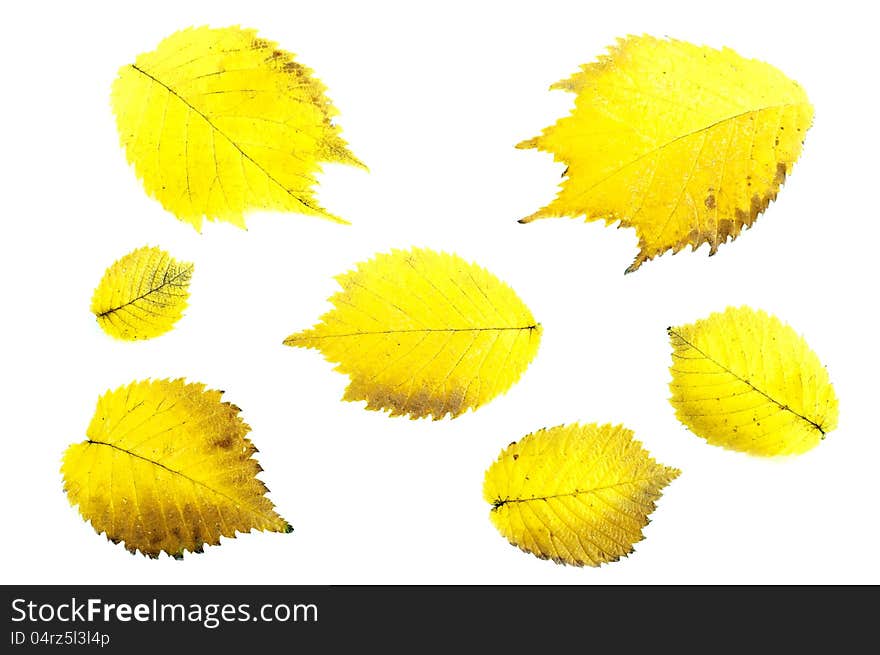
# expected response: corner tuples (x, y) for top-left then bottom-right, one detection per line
(111, 26), (364, 229)
(61, 379), (291, 558)
(284, 248), (542, 419)
(518, 36), (813, 273)
(668, 306), (838, 456)
(90, 246), (193, 341)
(484, 423), (680, 566)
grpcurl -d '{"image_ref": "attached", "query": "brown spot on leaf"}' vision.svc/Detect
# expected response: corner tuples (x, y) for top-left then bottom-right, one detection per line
(213, 435), (234, 450)
(775, 162), (787, 185)
(750, 193), (765, 218)
(283, 61), (305, 76)
(704, 194), (716, 209)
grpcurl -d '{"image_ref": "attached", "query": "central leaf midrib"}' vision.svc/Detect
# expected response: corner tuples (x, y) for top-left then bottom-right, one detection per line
(669, 328), (826, 435)
(129, 64), (318, 211)
(86, 439), (271, 521)
(491, 476), (667, 510)
(576, 102), (809, 197)
(97, 265), (193, 318)
(287, 324), (540, 341)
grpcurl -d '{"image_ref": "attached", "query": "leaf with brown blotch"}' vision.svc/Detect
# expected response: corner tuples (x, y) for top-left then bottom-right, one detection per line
(62, 379), (291, 558)
(519, 35), (813, 272)
(284, 248), (542, 419)
(111, 25), (364, 229)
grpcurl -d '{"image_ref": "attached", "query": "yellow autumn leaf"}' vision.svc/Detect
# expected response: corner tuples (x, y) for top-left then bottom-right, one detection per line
(61, 379), (291, 558)
(668, 306), (838, 456)
(284, 248), (542, 419)
(111, 25), (364, 230)
(484, 423), (679, 567)
(90, 246), (193, 341)
(518, 35), (813, 273)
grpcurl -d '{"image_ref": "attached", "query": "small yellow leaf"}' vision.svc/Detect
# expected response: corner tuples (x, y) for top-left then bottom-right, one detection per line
(61, 379), (291, 558)
(90, 246), (193, 341)
(484, 423), (679, 567)
(518, 35), (813, 272)
(111, 26), (364, 229)
(668, 306), (838, 456)
(284, 248), (542, 419)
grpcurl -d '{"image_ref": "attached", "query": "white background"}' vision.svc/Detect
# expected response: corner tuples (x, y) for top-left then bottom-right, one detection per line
(2, 0), (878, 585)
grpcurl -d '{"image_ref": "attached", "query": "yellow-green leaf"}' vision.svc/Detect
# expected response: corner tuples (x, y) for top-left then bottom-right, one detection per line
(668, 306), (838, 456)
(111, 25), (364, 230)
(284, 248), (542, 419)
(61, 379), (291, 558)
(484, 423), (680, 566)
(518, 35), (813, 273)
(90, 246), (193, 341)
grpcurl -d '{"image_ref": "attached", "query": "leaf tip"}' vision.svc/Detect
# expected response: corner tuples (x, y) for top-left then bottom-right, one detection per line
(624, 250), (650, 274)
(320, 210), (352, 226)
(281, 331), (307, 347)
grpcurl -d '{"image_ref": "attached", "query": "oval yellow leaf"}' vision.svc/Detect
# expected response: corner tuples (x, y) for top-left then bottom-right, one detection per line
(484, 423), (680, 567)
(61, 379), (291, 558)
(668, 306), (838, 456)
(111, 26), (364, 229)
(284, 248), (542, 419)
(90, 246), (193, 341)
(518, 35), (813, 273)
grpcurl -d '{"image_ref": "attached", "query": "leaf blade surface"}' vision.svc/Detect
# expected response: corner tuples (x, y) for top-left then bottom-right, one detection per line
(668, 306), (838, 455)
(519, 36), (813, 272)
(62, 379), (290, 557)
(285, 248), (541, 419)
(90, 245), (193, 340)
(112, 26), (363, 229)
(484, 423), (679, 566)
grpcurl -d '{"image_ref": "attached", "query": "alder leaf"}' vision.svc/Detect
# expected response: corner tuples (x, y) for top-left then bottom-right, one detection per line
(284, 247), (542, 419)
(111, 25), (364, 230)
(668, 306), (838, 456)
(518, 35), (813, 273)
(61, 379), (291, 558)
(90, 246), (193, 341)
(484, 423), (680, 567)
